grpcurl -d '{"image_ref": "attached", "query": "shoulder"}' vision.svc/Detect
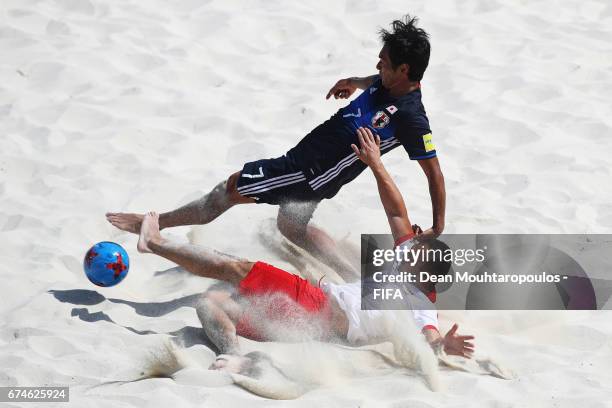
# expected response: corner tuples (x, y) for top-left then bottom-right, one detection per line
(370, 75), (382, 89)
(394, 90), (427, 120)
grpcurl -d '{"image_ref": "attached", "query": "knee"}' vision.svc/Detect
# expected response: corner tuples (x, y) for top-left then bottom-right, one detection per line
(225, 171), (256, 204)
(277, 211), (307, 242)
(197, 292), (228, 325)
(208, 173), (238, 206)
(225, 172), (240, 197)
(196, 293), (216, 314)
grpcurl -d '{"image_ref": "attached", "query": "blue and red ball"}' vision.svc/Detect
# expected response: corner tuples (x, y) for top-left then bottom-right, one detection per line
(83, 241), (129, 287)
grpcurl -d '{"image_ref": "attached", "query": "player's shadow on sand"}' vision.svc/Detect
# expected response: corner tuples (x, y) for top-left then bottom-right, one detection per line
(48, 287), (218, 351)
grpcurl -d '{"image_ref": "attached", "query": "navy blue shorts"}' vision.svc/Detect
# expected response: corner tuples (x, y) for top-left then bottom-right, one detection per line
(236, 156), (320, 205)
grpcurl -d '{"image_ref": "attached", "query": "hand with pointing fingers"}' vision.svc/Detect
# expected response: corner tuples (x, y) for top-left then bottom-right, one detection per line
(326, 78), (358, 100)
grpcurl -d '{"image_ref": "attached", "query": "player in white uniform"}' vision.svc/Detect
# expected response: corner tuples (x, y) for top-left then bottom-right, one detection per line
(135, 127), (473, 372)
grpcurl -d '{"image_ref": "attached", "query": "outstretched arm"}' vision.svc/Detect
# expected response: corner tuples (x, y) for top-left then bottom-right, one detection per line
(418, 157), (446, 239)
(326, 75), (378, 100)
(351, 127), (413, 242)
(423, 324), (475, 358)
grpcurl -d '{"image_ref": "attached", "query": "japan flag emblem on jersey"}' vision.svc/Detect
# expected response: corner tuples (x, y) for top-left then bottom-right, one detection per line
(372, 110), (390, 129)
(387, 105), (398, 114)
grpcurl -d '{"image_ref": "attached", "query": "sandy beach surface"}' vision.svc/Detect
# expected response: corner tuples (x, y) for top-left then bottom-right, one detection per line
(1, 0), (612, 406)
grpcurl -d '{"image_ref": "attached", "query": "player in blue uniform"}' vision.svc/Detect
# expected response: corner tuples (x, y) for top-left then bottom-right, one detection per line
(107, 15), (446, 280)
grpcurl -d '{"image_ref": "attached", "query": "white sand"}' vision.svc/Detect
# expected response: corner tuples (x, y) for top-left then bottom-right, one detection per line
(1, 0), (612, 406)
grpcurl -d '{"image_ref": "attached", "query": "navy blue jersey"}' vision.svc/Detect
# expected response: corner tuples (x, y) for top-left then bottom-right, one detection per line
(285, 77), (436, 199)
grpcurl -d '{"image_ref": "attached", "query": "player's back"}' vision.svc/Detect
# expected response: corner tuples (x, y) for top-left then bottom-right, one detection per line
(286, 77), (433, 199)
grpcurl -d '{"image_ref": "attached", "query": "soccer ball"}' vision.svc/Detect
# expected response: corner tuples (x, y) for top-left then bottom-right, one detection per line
(83, 241), (130, 287)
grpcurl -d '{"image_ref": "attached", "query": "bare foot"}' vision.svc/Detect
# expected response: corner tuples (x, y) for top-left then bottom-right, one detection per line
(106, 212), (144, 234)
(209, 354), (252, 374)
(137, 212), (163, 253)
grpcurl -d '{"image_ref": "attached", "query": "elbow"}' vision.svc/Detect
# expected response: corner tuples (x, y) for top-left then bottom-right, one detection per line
(433, 224), (444, 235)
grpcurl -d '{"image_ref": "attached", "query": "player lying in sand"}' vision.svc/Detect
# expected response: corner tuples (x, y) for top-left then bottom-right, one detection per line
(136, 128), (472, 373)
(107, 15), (446, 281)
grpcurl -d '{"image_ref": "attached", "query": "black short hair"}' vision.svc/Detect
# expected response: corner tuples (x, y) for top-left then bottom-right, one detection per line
(379, 15), (431, 81)
(412, 238), (452, 278)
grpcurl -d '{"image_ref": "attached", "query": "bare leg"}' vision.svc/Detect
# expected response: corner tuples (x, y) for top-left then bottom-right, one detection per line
(158, 172), (254, 229)
(196, 288), (242, 354)
(277, 202), (358, 281)
(139, 213), (257, 373)
(193, 286), (258, 374)
(106, 172), (254, 234)
(137, 212), (254, 286)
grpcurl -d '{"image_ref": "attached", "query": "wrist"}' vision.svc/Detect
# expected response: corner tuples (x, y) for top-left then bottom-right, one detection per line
(432, 223), (444, 235)
(368, 159), (384, 172)
(350, 76), (369, 90)
(348, 76), (360, 88)
(430, 338), (444, 354)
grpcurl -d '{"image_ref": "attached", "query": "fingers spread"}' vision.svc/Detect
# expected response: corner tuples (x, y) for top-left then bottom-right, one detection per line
(459, 335), (475, 341)
(357, 128), (365, 147)
(363, 129), (372, 144)
(359, 127), (373, 147)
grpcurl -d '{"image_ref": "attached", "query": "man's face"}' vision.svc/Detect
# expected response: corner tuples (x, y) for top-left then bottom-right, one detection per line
(376, 46), (407, 88)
